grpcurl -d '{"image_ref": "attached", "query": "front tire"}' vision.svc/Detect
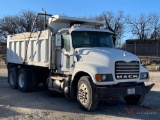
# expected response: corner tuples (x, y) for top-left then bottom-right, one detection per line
(17, 68), (31, 92)
(124, 94), (145, 105)
(77, 76), (98, 111)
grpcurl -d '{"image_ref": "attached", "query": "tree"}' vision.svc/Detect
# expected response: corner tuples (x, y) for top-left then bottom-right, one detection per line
(0, 10), (44, 42)
(126, 14), (151, 40)
(95, 11), (125, 44)
(19, 10), (44, 32)
(0, 16), (18, 41)
(149, 13), (160, 41)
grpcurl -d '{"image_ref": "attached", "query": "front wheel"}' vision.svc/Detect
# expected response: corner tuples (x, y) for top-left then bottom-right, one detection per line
(124, 94), (145, 105)
(77, 76), (98, 111)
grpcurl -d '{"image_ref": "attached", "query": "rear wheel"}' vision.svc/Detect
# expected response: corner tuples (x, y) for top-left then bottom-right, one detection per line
(77, 76), (98, 111)
(124, 94), (145, 105)
(8, 67), (18, 89)
(18, 68), (31, 92)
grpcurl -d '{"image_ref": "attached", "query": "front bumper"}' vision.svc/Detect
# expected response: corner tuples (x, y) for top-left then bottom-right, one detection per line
(97, 83), (155, 98)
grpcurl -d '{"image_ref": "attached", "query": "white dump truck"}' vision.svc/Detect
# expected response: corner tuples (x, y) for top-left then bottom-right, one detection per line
(6, 14), (154, 111)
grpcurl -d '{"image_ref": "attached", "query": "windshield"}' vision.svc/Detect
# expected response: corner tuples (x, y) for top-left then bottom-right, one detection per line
(71, 31), (114, 48)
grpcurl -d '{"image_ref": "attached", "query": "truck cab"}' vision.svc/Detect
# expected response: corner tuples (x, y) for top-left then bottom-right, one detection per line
(50, 15), (154, 110)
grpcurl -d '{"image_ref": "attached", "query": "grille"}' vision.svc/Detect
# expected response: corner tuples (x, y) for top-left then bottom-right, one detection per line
(115, 61), (140, 79)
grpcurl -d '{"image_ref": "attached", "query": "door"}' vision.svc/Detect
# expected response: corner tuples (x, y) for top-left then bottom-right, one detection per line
(60, 33), (72, 72)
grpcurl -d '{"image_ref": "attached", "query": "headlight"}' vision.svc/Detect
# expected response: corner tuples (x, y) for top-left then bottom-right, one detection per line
(102, 75), (107, 81)
(95, 74), (113, 82)
(140, 72), (149, 79)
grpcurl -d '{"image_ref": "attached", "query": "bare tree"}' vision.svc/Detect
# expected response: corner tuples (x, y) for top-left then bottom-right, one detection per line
(95, 11), (125, 44)
(0, 10), (44, 42)
(0, 16), (19, 41)
(19, 10), (44, 32)
(126, 14), (151, 40)
(149, 13), (160, 41)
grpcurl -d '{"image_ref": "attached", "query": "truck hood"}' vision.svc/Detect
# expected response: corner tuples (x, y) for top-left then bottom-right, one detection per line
(75, 47), (140, 66)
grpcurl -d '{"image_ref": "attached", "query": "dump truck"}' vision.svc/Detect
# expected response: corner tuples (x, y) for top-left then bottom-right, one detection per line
(6, 14), (154, 111)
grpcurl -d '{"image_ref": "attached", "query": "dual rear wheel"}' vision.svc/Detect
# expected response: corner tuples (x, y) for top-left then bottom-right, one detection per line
(8, 67), (42, 92)
(17, 68), (31, 92)
(8, 67), (18, 89)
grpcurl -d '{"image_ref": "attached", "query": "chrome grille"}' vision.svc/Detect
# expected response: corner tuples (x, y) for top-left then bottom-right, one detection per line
(115, 61), (140, 79)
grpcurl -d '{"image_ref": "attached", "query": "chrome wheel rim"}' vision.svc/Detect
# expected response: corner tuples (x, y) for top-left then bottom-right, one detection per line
(9, 72), (14, 85)
(19, 73), (25, 88)
(78, 83), (89, 105)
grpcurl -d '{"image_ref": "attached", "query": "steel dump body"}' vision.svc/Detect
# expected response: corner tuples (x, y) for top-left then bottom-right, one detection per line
(7, 30), (52, 67)
(6, 15), (105, 68)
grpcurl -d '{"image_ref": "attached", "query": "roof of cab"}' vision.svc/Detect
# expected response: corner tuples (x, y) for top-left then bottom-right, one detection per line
(69, 27), (113, 34)
(51, 15), (105, 27)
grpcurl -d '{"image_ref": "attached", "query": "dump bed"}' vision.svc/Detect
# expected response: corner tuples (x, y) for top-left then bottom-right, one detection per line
(6, 30), (53, 68)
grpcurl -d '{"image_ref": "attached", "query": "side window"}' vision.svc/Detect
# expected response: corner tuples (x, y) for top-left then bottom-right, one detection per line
(62, 34), (71, 52)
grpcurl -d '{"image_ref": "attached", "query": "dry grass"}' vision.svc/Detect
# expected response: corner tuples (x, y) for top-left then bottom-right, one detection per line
(146, 65), (160, 71)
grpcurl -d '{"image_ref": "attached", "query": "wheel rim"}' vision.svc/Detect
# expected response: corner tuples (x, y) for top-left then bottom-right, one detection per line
(9, 72), (14, 85)
(78, 83), (89, 105)
(19, 73), (25, 88)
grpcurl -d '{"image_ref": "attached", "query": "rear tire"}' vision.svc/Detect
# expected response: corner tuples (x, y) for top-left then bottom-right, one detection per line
(17, 68), (31, 92)
(124, 94), (145, 105)
(77, 76), (98, 111)
(8, 67), (18, 89)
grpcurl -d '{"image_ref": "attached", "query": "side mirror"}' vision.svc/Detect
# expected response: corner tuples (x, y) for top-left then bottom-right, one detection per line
(56, 34), (61, 47)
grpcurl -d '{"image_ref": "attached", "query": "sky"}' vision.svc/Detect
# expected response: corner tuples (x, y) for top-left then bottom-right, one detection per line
(1, 0), (160, 17)
(1, 0), (160, 42)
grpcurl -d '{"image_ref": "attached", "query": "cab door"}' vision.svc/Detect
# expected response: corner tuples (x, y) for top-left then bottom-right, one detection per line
(61, 33), (71, 72)
(56, 33), (74, 73)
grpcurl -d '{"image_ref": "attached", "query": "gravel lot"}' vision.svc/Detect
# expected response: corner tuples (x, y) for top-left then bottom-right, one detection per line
(0, 68), (159, 120)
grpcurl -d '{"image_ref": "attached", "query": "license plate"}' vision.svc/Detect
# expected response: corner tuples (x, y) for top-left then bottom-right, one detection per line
(127, 88), (135, 95)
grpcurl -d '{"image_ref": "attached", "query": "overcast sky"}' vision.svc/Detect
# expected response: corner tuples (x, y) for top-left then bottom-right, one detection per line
(1, 0), (160, 42)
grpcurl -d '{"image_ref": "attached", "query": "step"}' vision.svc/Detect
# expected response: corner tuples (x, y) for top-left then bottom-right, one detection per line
(50, 76), (65, 81)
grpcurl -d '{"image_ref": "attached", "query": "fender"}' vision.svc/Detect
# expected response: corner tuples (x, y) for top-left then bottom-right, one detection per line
(72, 63), (112, 85)
(140, 65), (149, 73)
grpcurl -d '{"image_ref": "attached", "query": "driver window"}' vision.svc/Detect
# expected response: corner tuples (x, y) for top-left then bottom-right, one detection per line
(62, 34), (71, 52)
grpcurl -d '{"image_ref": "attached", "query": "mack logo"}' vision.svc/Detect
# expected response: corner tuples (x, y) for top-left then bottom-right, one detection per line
(116, 74), (139, 79)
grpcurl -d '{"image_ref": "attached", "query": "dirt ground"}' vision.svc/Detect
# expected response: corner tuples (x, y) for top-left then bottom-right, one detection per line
(0, 69), (159, 120)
